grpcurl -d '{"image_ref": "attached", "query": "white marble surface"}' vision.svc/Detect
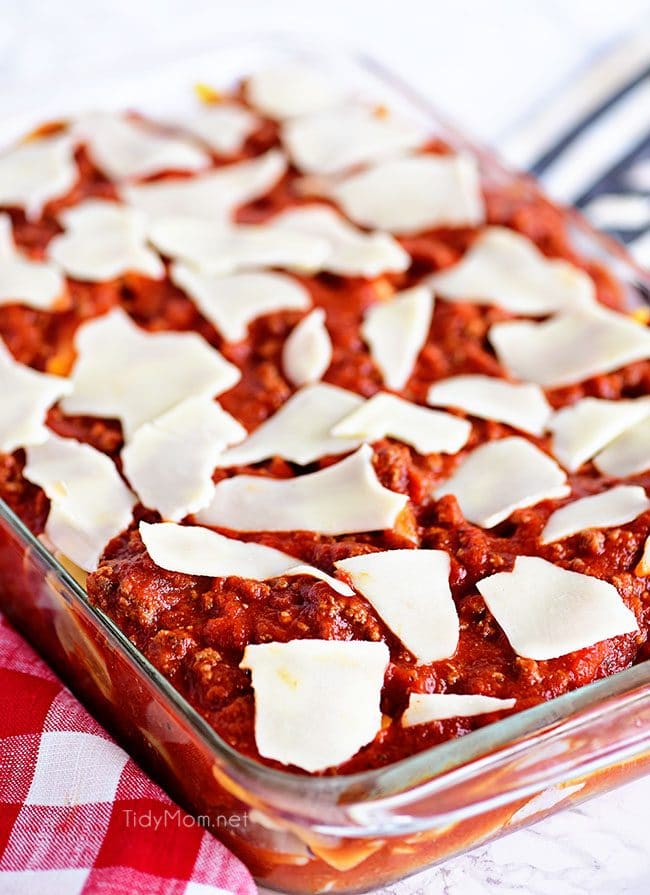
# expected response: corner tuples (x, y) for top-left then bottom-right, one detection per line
(3, 2), (650, 893)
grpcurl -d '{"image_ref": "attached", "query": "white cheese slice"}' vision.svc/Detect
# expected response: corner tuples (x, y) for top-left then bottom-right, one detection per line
(334, 549), (459, 663)
(217, 383), (363, 467)
(240, 639), (389, 772)
(428, 227), (595, 315)
(122, 396), (246, 521)
(331, 154), (484, 235)
(489, 307), (650, 387)
(73, 112), (209, 180)
(170, 264), (311, 342)
(331, 392), (471, 455)
(0, 214), (66, 310)
(427, 374), (552, 436)
(548, 397), (650, 472)
(283, 104), (425, 175)
(180, 104), (259, 155)
(401, 693), (516, 726)
(0, 339), (71, 452)
(139, 521), (353, 596)
(272, 205), (409, 277)
(435, 436), (569, 528)
(0, 134), (77, 219)
(541, 485), (650, 544)
(196, 444), (408, 534)
(48, 200), (164, 282)
(594, 417), (650, 478)
(121, 149), (287, 222)
(62, 308), (240, 438)
(23, 433), (136, 571)
(246, 65), (343, 120)
(282, 308), (333, 386)
(476, 555), (639, 660)
(361, 286), (433, 391)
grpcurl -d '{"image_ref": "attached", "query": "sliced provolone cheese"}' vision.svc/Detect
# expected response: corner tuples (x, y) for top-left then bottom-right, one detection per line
(332, 153), (484, 234)
(62, 308), (240, 438)
(428, 227), (595, 315)
(217, 383), (362, 467)
(331, 391), (471, 455)
(24, 433), (135, 571)
(476, 555), (639, 660)
(180, 104), (259, 154)
(246, 66), (343, 120)
(335, 549), (459, 663)
(361, 285), (433, 390)
(0, 134), (77, 219)
(435, 437), (569, 528)
(594, 417), (650, 478)
(282, 308), (333, 386)
(48, 200), (164, 282)
(122, 396), (246, 521)
(541, 485), (650, 544)
(240, 639), (389, 772)
(490, 307), (650, 387)
(0, 214), (66, 310)
(197, 444), (408, 534)
(401, 693), (516, 726)
(170, 264), (311, 342)
(427, 375), (552, 436)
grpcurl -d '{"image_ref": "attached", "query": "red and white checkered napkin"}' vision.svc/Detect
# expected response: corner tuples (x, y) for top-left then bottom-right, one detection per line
(0, 613), (257, 895)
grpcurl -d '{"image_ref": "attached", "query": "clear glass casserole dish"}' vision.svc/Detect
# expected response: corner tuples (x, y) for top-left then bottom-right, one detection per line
(1, 35), (649, 895)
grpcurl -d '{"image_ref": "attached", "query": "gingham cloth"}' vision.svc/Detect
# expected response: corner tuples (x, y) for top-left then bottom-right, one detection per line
(0, 613), (256, 895)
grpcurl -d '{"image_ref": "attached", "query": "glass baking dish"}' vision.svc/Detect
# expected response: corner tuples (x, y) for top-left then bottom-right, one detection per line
(1, 35), (650, 895)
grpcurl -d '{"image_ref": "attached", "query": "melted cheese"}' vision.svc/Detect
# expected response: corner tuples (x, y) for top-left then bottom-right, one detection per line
(401, 693), (516, 726)
(170, 264), (311, 342)
(335, 549), (459, 663)
(594, 417), (650, 478)
(429, 227), (595, 315)
(361, 286), (434, 390)
(180, 104), (259, 154)
(61, 308), (240, 438)
(477, 555), (639, 660)
(0, 134), (77, 219)
(435, 437), (569, 528)
(0, 214), (66, 310)
(23, 434), (135, 571)
(196, 444), (408, 534)
(427, 375), (552, 436)
(122, 397), (246, 521)
(332, 153), (484, 234)
(541, 485), (650, 544)
(246, 65), (342, 120)
(282, 308), (333, 386)
(240, 639), (389, 772)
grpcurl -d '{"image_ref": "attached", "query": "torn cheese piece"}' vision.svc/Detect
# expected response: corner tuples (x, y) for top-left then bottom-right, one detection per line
(23, 434), (135, 571)
(121, 149), (287, 221)
(282, 308), (333, 386)
(48, 200), (164, 282)
(0, 214), (66, 310)
(0, 134), (77, 219)
(636, 536), (650, 576)
(282, 103), (426, 174)
(196, 444), (408, 534)
(335, 549), (459, 663)
(548, 397), (650, 472)
(217, 383), (363, 467)
(62, 308), (240, 438)
(170, 264), (311, 342)
(178, 104), (259, 155)
(435, 437), (569, 528)
(401, 693), (516, 726)
(122, 396), (246, 521)
(477, 555), (639, 660)
(139, 521), (353, 596)
(331, 153), (484, 234)
(428, 227), (595, 315)
(361, 285), (434, 390)
(427, 375), (552, 437)
(541, 485), (650, 544)
(594, 416), (650, 478)
(0, 339), (71, 452)
(246, 65), (343, 120)
(489, 307), (650, 387)
(272, 205), (409, 277)
(331, 392), (471, 455)
(240, 639), (389, 772)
